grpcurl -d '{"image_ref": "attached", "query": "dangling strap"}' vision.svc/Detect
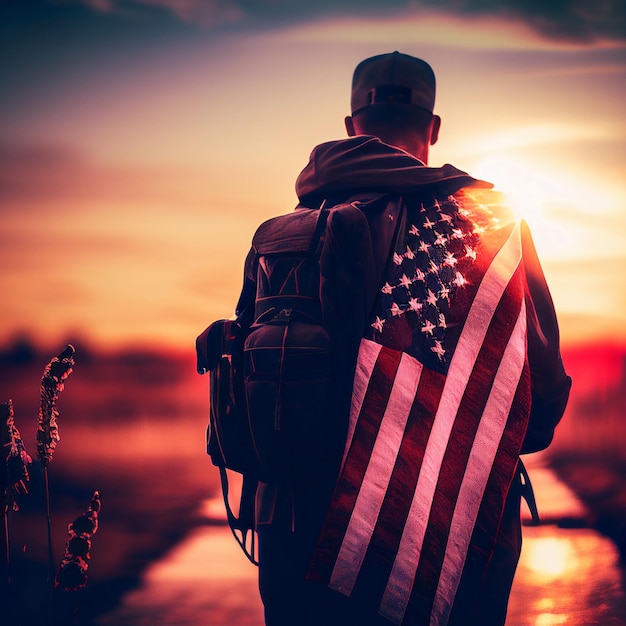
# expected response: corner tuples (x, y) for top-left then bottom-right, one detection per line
(218, 466), (259, 565)
(518, 458), (540, 525)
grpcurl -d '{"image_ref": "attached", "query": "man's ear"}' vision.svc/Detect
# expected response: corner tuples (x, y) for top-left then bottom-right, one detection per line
(345, 115), (356, 137)
(430, 115), (441, 146)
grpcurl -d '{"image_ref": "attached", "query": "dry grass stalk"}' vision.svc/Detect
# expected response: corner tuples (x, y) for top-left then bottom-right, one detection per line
(37, 344), (76, 466)
(55, 491), (101, 592)
(3, 399), (33, 511)
(35, 344), (76, 585)
(2, 399), (34, 587)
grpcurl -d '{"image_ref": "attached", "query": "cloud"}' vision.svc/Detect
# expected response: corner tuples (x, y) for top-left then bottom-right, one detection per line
(422, 0), (626, 44)
(130, 0), (245, 27)
(276, 13), (574, 51)
(49, 0), (626, 43)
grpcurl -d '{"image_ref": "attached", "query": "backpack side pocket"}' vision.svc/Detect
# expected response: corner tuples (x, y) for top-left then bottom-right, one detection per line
(197, 319), (260, 477)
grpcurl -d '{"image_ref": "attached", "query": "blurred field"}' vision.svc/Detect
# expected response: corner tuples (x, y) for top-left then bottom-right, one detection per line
(0, 339), (220, 624)
(548, 343), (626, 561)
(0, 337), (624, 624)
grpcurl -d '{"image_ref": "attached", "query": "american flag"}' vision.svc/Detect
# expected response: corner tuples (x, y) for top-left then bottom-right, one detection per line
(307, 213), (531, 625)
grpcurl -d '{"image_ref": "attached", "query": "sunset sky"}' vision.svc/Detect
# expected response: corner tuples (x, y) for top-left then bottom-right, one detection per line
(1, 0), (625, 352)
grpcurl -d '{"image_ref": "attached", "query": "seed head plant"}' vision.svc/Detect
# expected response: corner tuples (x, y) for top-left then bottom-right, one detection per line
(37, 344), (75, 466)
(2, 398), (34, 588)
(35, 344), (76, 586)
(3, 399), (33, 513)
(56, 491), (101, 592)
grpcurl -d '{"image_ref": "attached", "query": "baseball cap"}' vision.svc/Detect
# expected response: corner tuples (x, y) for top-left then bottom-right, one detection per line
(350, 51), (436, 115)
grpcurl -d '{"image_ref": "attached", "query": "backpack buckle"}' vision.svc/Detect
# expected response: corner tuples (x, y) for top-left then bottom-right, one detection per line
(276, 308), (293, 322)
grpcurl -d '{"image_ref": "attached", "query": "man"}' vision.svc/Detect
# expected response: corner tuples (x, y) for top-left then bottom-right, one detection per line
(235, 52), (571, 625)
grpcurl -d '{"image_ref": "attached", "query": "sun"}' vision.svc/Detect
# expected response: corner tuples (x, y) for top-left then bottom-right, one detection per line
(469, 155), (580, 262)
(471, 156), (571, 224)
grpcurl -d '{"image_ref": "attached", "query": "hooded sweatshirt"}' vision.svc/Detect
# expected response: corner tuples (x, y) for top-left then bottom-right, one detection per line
(295, 135), (491, 205)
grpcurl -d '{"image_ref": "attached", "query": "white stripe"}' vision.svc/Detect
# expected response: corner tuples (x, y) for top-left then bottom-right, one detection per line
(430, 303), (527, 626)
(379, 223), (522, 624)
(342, 339), (382, 469)
(330, 352), (423, 595)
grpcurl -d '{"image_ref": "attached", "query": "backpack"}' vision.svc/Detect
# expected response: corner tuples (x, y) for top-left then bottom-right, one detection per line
(196, 206), (334, 561)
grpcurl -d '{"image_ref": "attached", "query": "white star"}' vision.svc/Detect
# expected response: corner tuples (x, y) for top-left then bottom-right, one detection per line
(415, 268), (425, 281)
(393, 252), (404, 265)
(409, 224), (420, 236)
(405, 245), (415, 260)
(426, 289), (438, 306)
(419, 240), (431, 253)
(421, 320), (436, 335)
(444, 251), (457, 267)
(439, 285), (450, 301)
(408, 297), (421, 311)
(439, 212), (453, 223)
(465, 246), (477, 261)
(372, 317), (385, 332)
(382, 282), (393, 294)
(399, 274), (412, 289)
(423, 216), (435, 229)
(438, 313), (447, 328)
(431, 340), (446, 360)
(429, 260), (439, 273)
(434, 231), (448, 247)
(390, 303), (403, 316)
(451, 228), (464, 239)
(454, 272), (468, 288)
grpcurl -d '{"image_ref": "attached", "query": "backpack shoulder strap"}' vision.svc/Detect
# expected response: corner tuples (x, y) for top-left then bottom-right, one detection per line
(310, 204), (331, 251)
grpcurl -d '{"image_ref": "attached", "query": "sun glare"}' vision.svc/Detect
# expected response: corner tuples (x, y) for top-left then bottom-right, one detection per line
(471, 156), (580, 260)
(472, 156), (573, 224)
(525, 537), (578, 581)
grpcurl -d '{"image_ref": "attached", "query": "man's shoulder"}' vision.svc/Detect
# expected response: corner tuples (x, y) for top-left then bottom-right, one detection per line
(453, 186), (517, 232)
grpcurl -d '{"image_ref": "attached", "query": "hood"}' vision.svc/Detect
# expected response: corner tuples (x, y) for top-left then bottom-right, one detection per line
(295, 136), (491, 203)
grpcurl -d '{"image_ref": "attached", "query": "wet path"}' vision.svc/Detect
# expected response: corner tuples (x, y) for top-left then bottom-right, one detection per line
(508, 458), (626, 625)
(97, 459), (626, 625)
(509, 525), (625, 625)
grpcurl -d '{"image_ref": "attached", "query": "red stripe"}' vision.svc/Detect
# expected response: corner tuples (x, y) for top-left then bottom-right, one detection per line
(448, 360), (531, 623)
(404, 264), (526, 623)
(468, 361), (531, 560)
(350, 366), (446, 608)
(307, 346), (402, 584)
